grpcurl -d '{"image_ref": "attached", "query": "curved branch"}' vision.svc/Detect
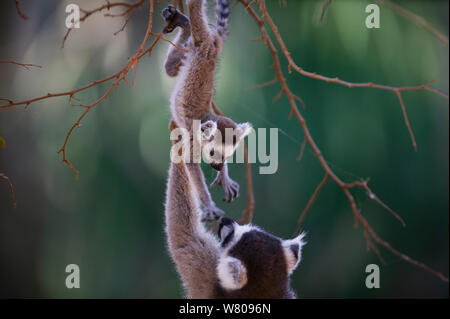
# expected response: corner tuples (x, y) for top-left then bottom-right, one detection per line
(0, 173), (17, 208)
(240, 0), (448, 283)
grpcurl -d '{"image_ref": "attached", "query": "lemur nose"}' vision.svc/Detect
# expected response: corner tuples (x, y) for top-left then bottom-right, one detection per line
(211, 162), (223, 171)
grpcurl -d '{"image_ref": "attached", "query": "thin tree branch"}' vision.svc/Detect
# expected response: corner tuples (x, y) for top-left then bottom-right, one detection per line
(0, 60), (41, 71)
(2, 0), (161, 177)
(239, 0), (448, 283)
(375, 0), (449, 46)
(258, 0), (448, 151)
(295, 173), (329, 234)
(62, 0), (145, 48)
(14, 0), (28, 20)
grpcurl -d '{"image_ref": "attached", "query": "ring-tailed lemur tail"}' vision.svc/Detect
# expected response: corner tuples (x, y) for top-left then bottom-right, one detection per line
(165, 134), (307, 298)
(161, 0), (252, 221)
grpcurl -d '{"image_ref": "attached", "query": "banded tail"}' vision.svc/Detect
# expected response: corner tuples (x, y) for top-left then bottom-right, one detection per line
(216, 0), (230, 37)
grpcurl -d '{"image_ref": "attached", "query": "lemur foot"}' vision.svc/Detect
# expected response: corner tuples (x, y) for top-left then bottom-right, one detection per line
(202, 204), (224, 222)
(211, 171), (239, 203)
(161, 5), (190, 34)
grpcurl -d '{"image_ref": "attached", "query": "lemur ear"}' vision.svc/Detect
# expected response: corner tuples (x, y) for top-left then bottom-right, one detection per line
(282, 232), (306, 275)
(217, 256), (248, 290)
(235, 122), (253, 140)
(201, 120), (217, 141)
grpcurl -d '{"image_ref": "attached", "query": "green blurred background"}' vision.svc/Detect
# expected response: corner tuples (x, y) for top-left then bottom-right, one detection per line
(0, 0), (448, 298)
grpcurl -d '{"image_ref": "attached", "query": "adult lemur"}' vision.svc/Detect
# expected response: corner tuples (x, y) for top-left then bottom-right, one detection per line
(162, 0), (252, 221)
(165, 148), (306, 298)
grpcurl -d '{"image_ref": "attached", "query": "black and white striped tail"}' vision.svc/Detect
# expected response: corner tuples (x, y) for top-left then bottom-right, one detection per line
(216, 0), (230, 37)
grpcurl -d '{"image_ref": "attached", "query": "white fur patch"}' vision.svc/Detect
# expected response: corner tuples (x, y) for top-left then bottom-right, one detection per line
(236, 122), (253, 139)
(217, 256), (247, 290)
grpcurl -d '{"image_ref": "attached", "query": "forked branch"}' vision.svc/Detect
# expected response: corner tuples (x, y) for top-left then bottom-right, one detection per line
(240, 0), (448, 283)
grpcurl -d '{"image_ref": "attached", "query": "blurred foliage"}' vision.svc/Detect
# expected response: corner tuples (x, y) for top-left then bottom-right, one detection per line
(0, 0), (448, 298)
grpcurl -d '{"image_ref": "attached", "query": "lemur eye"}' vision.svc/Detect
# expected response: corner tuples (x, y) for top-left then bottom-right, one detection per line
(210, 150), (215, 157)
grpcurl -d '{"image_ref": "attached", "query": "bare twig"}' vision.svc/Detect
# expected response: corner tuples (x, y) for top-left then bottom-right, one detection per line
(296, 137), (307, 162)
(295, 173), (329, 234)
(258, 1), (448, 152)
(314, 0), (334, 25)
(3, 0), (447, 284)
(375, 0), (449, 46)
(0, 173), (17, 208)
(14, 0), (28, 20)
(212, 101), (255, 223)
(245, 78), (277, 91)
(62, 0), (145, 48)
(239, 0), (448, 283)
(2, 0), (161, 177)
(0, 60), (41, 71)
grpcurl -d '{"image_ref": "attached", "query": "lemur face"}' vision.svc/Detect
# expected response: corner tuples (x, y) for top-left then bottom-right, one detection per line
(217, 217), (306, 291)
(201, 121), (252, 171)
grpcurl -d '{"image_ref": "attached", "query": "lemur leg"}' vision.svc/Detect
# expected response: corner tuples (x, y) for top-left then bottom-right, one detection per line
(187, 0), (212, 47)
(162, 5), (191, 77)
(211, 161), (239, 202)
(186, 162), (224, 221)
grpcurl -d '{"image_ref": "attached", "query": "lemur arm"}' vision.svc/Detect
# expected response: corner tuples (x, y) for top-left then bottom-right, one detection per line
(165, 160), (220, 298)
(185, 162), (224, 220)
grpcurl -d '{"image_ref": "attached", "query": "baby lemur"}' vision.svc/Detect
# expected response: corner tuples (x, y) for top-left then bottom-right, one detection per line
(165, 153), (306, 298)
(162, 0), (252, 221)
